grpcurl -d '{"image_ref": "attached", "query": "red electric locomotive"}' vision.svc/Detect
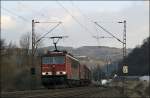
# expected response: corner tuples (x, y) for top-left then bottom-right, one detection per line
(41, 36), (91, 88)
(41, 50), (81, 87)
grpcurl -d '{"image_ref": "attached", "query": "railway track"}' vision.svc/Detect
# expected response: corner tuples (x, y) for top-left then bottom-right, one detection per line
(2, 86), (113, 98)
(24, 87), (104, 98)
(1, 86), (96, 98)
(2, 81), (149, 98)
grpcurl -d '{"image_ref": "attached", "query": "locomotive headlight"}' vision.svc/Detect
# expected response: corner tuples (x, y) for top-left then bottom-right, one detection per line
(62, 71), (66, 74)
(42, 72), (52, 75)
(56, 71), (60, 75)
(42, 72), (46, 75)
(56, 71), (66, 75)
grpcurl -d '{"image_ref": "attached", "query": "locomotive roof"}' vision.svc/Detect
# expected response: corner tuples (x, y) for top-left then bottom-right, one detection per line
(42, 50), (90, 71)
(43, 50), (79, 61)
(43, 50), (74, 57)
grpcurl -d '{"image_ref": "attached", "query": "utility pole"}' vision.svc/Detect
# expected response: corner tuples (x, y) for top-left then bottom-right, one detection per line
(31, 20), (61, 89)
(118, 20), (126, 62)
(94, 21), (127, 72)
(31, 19), (40, 74)
(31, 19), (35, 90)
(31, 19), (39, 89)
(31, 20), (36, 75)
(94, 20), (127, 96)
(118, 20), (127, 96)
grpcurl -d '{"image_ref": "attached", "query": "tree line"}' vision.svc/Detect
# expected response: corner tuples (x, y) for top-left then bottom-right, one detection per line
(0, 32), (43, 91)
(118, 37), (149, 76)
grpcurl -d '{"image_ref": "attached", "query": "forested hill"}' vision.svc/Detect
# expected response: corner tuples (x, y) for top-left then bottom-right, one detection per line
(39, 46), (132, 62)
(118, 37), (149, 76)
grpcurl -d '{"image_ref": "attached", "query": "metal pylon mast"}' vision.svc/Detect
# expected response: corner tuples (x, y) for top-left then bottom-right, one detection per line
(94, 20), (127, 96)
(123, 20), (127, 60)
(31, 19), (61, 89)
(94, 21), (127, 63)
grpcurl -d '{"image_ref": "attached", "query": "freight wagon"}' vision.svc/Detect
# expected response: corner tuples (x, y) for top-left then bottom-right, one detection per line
(41, 51), (91, 88)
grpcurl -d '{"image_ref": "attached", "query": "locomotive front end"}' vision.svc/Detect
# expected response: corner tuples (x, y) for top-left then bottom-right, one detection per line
(41, 52), (67, 86)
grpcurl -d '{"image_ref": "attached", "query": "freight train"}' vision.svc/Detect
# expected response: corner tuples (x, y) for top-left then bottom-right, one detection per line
(41, 50), (91, 88)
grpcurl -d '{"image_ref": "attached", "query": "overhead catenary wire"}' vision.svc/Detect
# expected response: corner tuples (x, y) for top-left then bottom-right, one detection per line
(60, 1), (93, 46)
(93, 24), (101, 46)
(2, 7), (30, 22)
(56, 1), (94, 37)
(70, 1), (121, 45)
(70, 1), (92, 21)
(17, 1), (59, 23)
(36, 22), (62, 43)
(93, 21), (112, 39)
(70, 1), (118, 35)
(17, 1), (47, 18)
(2, 7), (63, 40)
(70, 1), (97, 36)
(60, 22), (77, 47)
(2, 6), (64, 51)
(94, 22), (124, 44)
(93, 21), (114, 46)
(70, 1), (113, 45)
(2, 7), (49, 33)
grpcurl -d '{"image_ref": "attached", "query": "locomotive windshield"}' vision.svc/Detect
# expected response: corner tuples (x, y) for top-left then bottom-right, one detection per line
(42, 56), (65, 64)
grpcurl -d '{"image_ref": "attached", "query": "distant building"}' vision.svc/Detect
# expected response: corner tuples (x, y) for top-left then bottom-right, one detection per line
(75, 55), (90, 61)
(101, 63), (118, 76)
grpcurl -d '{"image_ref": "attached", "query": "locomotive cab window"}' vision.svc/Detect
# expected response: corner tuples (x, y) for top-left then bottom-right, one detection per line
(42, 56), (65, 64)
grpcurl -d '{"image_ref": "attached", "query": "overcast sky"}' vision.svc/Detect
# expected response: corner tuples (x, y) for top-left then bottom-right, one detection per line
(1, 1), (149, 48)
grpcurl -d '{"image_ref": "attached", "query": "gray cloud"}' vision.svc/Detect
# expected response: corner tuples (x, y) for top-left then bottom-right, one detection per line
(1, 1), (149, 48)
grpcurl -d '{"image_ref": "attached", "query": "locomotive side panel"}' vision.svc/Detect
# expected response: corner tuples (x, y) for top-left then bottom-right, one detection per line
(66, 55), (80, 80)
(71, 59), (80, 80)
(84, 66), (89, 80)
(80, 64), (86, 80)
(79, 65), (91, 85)
(65, 56), (72, 79)
(85, 66), (91, 80)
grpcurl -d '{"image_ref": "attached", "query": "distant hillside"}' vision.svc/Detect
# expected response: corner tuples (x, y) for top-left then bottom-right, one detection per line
(38, 46), (132, 62)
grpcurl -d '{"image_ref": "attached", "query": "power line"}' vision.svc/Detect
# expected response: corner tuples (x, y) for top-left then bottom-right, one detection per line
(2, 7), (64, 48)
(70, 1), (108, 45)
(36, 22), (62, 43)
(93, 36), (113, 39)
(70, 1), (97, 35)
(2, 7), (29, 22)
(18, 1), (48, 19)
(70, 1), (91, 22)
(60, 23), (69, 35)
(93, 23), (105, 46)
(2, 7), (65, 42)
(56, 1), (94, 36)
(94, 22), (124, 44)
(2, 7), (52, 34)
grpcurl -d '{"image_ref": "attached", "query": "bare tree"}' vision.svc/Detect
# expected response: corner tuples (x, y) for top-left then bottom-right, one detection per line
(20, 32), (31, 56)
(19, 32), (43, 66)
(5, 41), (17, 57)
(20, 32), (43, 56)
(34, 33), (43, 55)
(0, 39), (6, 50)
(0, 39), (6, 56)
